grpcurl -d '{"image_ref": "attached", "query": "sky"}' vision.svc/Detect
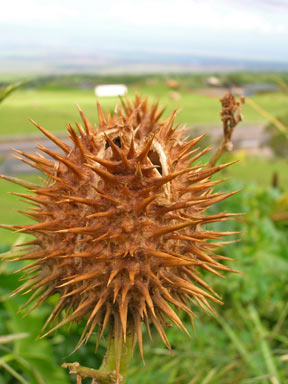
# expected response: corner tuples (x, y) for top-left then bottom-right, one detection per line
(1, 0), (288, 63)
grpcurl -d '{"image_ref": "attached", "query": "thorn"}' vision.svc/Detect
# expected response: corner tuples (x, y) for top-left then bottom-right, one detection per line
(122, 183), (130, 197)
(178, 178), (227, 196)
(152, 220), (201, 237)
(99, 304), (112, 339)
(37, 146), (83, 178)
(87, 210), (114, 219)
(77, 104), (94, 135)
(12, 154), (50, 173)
(15, 240), (39, 247)
(12, 148), (53, 167)
(9, 192), (47, 205)
(56, 225), (102, 234)
(120, 149), (130, 169)
(188, 161), (239, 183)
(162, 109), (177, 139)
(75, 121), (86, 137)
(92, 232), (119, 243)
(127, 133), (136, 158)
(178, 135), (206, 158)
(59, 195), (98, 207)
(85, 163), (118, 184)
(135, 194), (160, 215)
(16, 219), (60, 233)
(180, 147), (199, 162)
(199, 190), (241, 207)
(188, 146), (212, 165)
(125, 94), (134, 109)
(113, 104), (119, 121)
(28, 118), (70, 153)
(87, 156), (120, 171)
(66, 123), (86, 158)
(147, 248), (195, 265)
(97, 101), (107, 127)
(134, 162), (143, 179)
(113, 281), (121, 304)
(137, 133), (156, 162)
(103, 133), (122, 159)
(93, 190), (122, 206)
(0, 174), (40, 189)
(151, 168), (192, 188)
(160, 200), (200, 213)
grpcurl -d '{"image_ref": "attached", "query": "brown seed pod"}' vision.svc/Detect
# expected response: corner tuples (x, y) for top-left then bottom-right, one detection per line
(1, 95), (239, 369)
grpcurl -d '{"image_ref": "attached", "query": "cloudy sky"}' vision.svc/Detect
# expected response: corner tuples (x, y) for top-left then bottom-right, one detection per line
(1, 0), (288, 61)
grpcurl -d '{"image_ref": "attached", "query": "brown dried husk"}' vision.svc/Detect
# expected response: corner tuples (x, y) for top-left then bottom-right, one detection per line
(2, 95), (239, 365)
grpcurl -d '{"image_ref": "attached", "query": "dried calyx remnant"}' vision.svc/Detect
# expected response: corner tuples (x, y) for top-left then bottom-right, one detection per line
(1, 95), (240, 378)
(209, 92), (244, 167)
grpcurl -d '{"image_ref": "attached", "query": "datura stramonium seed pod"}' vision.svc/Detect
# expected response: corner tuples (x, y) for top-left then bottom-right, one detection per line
(1, 95), (239, 361)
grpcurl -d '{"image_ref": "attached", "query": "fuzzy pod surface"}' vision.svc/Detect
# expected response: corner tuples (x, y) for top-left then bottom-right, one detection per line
(1, 95), (239, 363)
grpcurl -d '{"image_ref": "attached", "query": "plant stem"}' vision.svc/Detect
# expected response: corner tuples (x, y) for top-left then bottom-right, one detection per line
(62, 362), (116, 383)
(208, 138), (230, 168)
(101, 333), (134, 383)
(208, 91), (244, 167)
(62, 334), (134, 384)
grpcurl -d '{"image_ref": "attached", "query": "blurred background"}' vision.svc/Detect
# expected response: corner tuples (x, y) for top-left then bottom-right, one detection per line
(0, 0), (287, 383)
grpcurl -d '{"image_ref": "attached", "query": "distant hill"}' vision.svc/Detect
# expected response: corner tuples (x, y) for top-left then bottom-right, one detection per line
(1, 50), (288, 74)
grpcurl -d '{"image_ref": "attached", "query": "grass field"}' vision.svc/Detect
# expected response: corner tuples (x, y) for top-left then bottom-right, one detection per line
(222, 154), (288, 187)
(1, 87), (288, 136)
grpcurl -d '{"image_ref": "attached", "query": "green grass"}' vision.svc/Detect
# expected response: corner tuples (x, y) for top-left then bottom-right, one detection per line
(1, 87), (288, 136)
(0, 175), (38, 245)
(222, 155), (288, 188)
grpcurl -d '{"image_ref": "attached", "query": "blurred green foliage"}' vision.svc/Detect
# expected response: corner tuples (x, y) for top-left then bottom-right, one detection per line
(0, 82), (26, 104)
(0, 71), (288, 137)
(1, 89), (288, 137)
(264, 113), (288, 157)
(1, 72), (288, 91)
(0, 181), (287, 383)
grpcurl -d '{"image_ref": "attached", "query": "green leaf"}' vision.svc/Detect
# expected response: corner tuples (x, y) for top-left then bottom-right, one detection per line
(0, 333), (28, 345)
(3, 298), (69, 384)
(0, 81), (26, 104)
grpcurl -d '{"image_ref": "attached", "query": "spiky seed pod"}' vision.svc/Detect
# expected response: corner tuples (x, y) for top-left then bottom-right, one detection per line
(1, 95), (239, 371)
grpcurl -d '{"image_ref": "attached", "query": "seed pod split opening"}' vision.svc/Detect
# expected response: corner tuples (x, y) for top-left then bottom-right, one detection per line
(1, 95), (238, 369)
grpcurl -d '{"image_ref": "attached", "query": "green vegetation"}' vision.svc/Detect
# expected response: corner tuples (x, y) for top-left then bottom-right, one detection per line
(1, 88), (288, 137)
(264, 113), (288, 157)
(0, 71), (288, 137)
(0, 175), (37, 244)
(1, 71), (288, 90)
(0, 73), (287, 383)
(222, 155), (288, 188)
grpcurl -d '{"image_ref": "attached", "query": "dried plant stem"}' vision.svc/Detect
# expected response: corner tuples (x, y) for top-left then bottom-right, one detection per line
(62, 363), (116, 384)
(62, 334), (134, 384)
(245, 97), (288, 139)
(208, 92), (244, 167)
(208, 138), (231, 168)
